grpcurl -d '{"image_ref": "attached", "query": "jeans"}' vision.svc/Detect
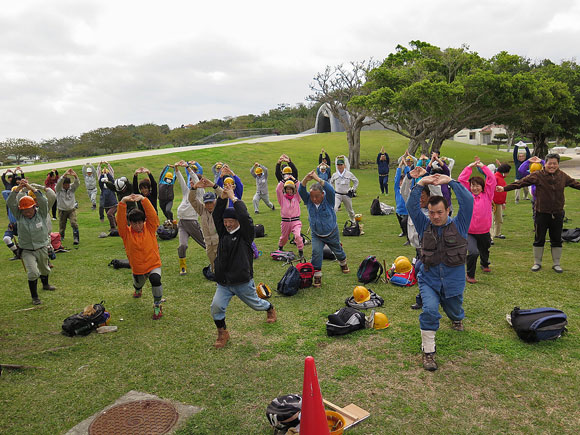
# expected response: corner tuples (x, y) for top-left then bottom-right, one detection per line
(211, 279), (271, 321)
(419, 281), (464, 331)
(311, 227), (346, 271)
(379, 175), (389, 194)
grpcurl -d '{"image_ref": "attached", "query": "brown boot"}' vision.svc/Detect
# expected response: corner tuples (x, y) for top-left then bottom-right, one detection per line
(313, 272), (322, 288)
(266, 306), (277, 323)
(214, 327), (230, 349)
(340, 263), (350, 273)
(422, 352), (438, 371)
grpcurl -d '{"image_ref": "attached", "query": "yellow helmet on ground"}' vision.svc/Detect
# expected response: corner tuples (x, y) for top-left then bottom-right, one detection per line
(354, 213), (362, 222)
(255, 167), (263, 175)
(282, 166), (293, 174)
(353, 286), (370, 303)
(256, 282), (272, 299)
(373, 312), (389, 330)
(394, 256), (412, 274)
(530, 162), (542, 173)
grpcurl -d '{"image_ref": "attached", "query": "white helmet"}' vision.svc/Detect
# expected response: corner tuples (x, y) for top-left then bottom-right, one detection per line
(114, 177), (128, 191)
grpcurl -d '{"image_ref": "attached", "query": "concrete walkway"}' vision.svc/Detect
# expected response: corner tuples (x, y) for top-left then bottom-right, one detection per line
(5, 133), (314, 174)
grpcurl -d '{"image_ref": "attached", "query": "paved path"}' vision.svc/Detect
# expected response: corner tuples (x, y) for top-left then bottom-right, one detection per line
(6, 133), (314, 174)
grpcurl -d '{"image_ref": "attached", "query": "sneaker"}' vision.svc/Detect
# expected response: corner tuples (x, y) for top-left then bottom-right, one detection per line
(451, 320), (464, 331)
(552, 265), (563, 273)
(481, 266), (491, 273)
(490, 240), (494, 246)
(270, 205), (275, 211)
(266, 307), (277, 323)
(313, 275), (322, 288)
(152, 304), (163, 320)
(403, 240), (410, 246)
(531, 264), (542, 272)
(32, 298), (41, 305)
(133, 289), (142, 298)
(410, 303), (422, 310)
(422, 352), (437, 371)
(466, 276), (477, 284)
(51, 217), (57, 221)
(496, 234), (506, 239)
(340, 263), (350, 274)
(73, 239), (79, 246)
(398, 232), (405, 237)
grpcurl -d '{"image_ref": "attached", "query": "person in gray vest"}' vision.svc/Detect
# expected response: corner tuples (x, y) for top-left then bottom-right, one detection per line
(251, 162), (275, 214)
(7, 180), (55, 305)
(406, 173), (473, 371)
(82, 163), (98, 210)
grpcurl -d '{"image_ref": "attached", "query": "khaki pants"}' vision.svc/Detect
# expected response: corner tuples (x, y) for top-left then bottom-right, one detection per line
(22, 246), (51, 281)
(206, 243), (218, 272)
(514, 186), (529, 202)
(59, 209), (78, 237)
(491, 203), (504, 238)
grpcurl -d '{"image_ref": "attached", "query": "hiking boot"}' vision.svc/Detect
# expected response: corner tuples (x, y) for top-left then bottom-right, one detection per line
(451, 320), (464, 331)
(466, 276), (477, 284)
(410, 302), (422, 310)
(152, 304), (163, 320)
(481, 266), (491, 273)
(313, 275), (322, 288)
(73, 238), (79, 246)
(133, 289), (142, 298)
(398, 232), (405, 237)
(266, 306), (277, 323)
(32, 298), (41, 305)
(42, 284), (56, 291)
(422, 352), (437, 371)
(340, 263), (350, 274)
(214, 327), (230, 349)
(92, 204), (96, 210)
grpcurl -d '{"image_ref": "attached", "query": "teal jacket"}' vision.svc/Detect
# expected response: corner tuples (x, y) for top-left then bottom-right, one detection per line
(7, 190), (49, 250)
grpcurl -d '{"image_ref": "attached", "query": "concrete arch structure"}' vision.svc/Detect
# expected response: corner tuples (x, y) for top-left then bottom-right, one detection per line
(314, 103), (346, 133)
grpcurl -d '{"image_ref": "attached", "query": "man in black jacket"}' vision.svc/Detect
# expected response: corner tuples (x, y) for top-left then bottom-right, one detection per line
(210, 184), (277, 348)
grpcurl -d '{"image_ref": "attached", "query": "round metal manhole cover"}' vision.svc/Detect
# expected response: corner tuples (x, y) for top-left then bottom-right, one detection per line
(88, 400), (179, 435)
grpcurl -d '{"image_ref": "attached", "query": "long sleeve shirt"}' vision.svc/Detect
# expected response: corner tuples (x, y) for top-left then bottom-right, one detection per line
(330, 169), (359, 194)
(176, 170), (199, 220)
(377, 153), (390, 175)
(458, 165), (496, 234)
(55, 176), (80, 211)
(7, 190), (49, 250)
(298, 181), (337, 237)
(276, 181), (301, 219)
(394, 168), (408, 215)
(82, 165), (97, 191)
(513, 145), (531, 180)
(188, 172), (222, 246)
(251, 165), (269, 195)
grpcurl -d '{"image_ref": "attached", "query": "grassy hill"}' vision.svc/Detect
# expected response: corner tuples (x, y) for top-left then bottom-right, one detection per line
(1, 130), (579, 434)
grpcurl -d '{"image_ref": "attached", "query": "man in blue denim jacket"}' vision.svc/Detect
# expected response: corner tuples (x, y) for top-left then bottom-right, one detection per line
(298, 170), (349, 287)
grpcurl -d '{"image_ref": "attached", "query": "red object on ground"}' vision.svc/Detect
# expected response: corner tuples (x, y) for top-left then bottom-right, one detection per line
(300, 356), (330, 435)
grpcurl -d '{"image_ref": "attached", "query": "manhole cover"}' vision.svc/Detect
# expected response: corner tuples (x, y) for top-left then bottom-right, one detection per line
(88, 399), (179, 435)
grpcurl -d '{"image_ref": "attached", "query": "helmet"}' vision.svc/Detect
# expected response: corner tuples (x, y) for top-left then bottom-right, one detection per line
(266, 394), (302, 432)
(353, 286), (370, 303)
(354, 213), (362, 222)
(114, 177), (127, 191)
(282, 166), (293, 174)
(27, 190), (37, 200)
(530, 162), (542, 173)
(164, 172), (174, 181)
(284, 180), (295, 190)
(215, 163), (222, 170)
(255, 167), (263, 175)
(18, 195), (36, 210)
(373, 312), (389, 330)
(394, 256), (412, 274)
(326, 410), (346, 434)
(223, 177), (235, 186)
(256, 282), (272, 299)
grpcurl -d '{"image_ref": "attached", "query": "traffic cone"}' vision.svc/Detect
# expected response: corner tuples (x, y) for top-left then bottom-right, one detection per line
(300, 356), (330, 435)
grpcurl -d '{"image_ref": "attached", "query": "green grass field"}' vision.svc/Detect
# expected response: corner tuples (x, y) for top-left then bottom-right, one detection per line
(1, 130), (579, 434)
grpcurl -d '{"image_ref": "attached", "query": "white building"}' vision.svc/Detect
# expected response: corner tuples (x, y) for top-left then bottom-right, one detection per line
(453, 125), (507, 145)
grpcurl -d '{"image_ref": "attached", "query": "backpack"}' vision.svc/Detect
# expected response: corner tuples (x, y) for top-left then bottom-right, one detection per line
(323, 244), (336, 260)
(276, 265), (301, 296)
(270, 250), (296, 263)
(357, 256), (383, 284)
(509, 307), (568, 342)
(296, 262), (314, 288)
(386, 266), (417, 287)
(108, 259), (131, 269)
(562, 227), (580, 242)
(50, 232), (63, 251)
(157, 220), (178, 240)
(62, 301), (109, 337)
(289, 232), (311, 246)
(254, 224), (265, 238)
(108, 228), (120, 237)
(345, 289), (385, 309)
(326, 307), (366, 336)
(370, 197), (382, 216)
(343, 220), (361, 237)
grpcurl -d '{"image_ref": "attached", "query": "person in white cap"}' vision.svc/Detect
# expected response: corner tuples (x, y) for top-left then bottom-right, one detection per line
(82, 163), (98, 210)
(330, 157), (359, 223)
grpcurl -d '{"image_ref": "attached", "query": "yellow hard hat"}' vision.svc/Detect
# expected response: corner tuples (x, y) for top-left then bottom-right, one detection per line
(373, 312), (389, 330)
(223, 177), (235, 186)
(282, 166), (293, 174)
(255, 167), (263, 175)
(215, 163), (223, 170)
(353, 286), (370, 303)
(256, 282), (272, 299)
(394, 256), (412, 274)
(284, 180), (295, 190)
(164, 172), (174, 180)
(354, 213), (362, 222)
(530, 162), (542, 173)
(27, 190), (37, 200)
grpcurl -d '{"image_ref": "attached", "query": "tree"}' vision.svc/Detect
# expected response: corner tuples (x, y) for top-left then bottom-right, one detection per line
(80, 126), (138, 155)
(0, 138), (40, 164)
(135, 123), (165, 149)
(308, 60), (377, 168)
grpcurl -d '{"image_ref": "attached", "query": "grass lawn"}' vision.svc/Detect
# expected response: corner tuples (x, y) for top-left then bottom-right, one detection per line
(1, 130), (579, 434)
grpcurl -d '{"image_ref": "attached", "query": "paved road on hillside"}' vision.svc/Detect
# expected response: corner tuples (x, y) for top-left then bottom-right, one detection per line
(6, 133), (314, 174)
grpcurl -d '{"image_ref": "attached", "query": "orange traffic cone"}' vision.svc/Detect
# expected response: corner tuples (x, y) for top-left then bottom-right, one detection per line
(300, 356), (330, 435)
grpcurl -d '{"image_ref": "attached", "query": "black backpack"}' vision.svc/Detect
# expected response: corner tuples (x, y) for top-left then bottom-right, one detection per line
(345, 289), (384, 309)
(62, 302), (108, 337)
(326, 307), (366, 336)
(342, 220), (361, 237)
(254, 224), (265, 238)
(357, 256), (383, 283)
(157, 224), (178, 240)
(510, 307), (568, 342)
(277, 265), (301, 296)
(323, 244), (336, 260)
(108, 259), (131, 269)
(370, 197), (382, 216)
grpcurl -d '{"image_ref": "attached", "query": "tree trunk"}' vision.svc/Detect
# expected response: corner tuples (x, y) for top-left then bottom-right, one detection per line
(346, 126), (362, 169)
(430, 136), (445, 155)
(532, 133), (548, 158)
(505, 126), (516, 152)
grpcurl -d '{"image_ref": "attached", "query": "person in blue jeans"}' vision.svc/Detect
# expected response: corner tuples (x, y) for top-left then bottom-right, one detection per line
(377, 146), (390, 194)
(298, 170), (350, 288)
(407, 172), (473, 371)
(210, 185), (276, 349)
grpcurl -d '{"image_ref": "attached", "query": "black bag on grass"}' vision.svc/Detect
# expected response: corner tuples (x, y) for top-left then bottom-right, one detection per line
(370, 197), (382, 216)
(345, 289), (384, 310)
(254, 224), (265, 238)
(277, 265), (301, 296)
(357, 256), (383, 283)
(62, 301), (108, 337)
(510, 307), (567, 342)
(323, 244), (336, 260)
(342, 220), (361, 237)
(108, 259), (131, 269)
(326, 307), (366, 336)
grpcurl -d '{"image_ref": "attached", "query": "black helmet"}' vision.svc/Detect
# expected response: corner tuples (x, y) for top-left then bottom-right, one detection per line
(266, 394), (301, 432)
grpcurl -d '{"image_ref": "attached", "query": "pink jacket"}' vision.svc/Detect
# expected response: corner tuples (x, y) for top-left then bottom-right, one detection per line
(458, 165), (496, 234)
(276, 181), (301, 219)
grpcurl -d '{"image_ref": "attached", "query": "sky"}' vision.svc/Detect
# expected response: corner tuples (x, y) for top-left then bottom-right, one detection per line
(1, 0), (579, 142)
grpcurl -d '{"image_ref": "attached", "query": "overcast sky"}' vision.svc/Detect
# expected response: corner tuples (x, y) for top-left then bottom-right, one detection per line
(1, 0), (579, 142)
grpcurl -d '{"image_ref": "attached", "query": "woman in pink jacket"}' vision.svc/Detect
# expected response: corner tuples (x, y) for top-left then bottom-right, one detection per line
(276, 179), (304, 259)
(458, 159), (497, 283)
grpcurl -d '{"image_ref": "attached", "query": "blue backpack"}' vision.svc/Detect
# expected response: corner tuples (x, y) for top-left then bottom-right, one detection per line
(510, 307), (567, 342)
(277, 265), (301, 296)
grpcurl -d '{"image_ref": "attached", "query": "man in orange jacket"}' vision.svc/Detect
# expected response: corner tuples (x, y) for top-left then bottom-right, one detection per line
(117, 193), (164, 319)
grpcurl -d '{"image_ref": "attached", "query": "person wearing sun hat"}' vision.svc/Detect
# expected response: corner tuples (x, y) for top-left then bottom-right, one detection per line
(276, 178), (304, 258)
(251, 162), (275, 214)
